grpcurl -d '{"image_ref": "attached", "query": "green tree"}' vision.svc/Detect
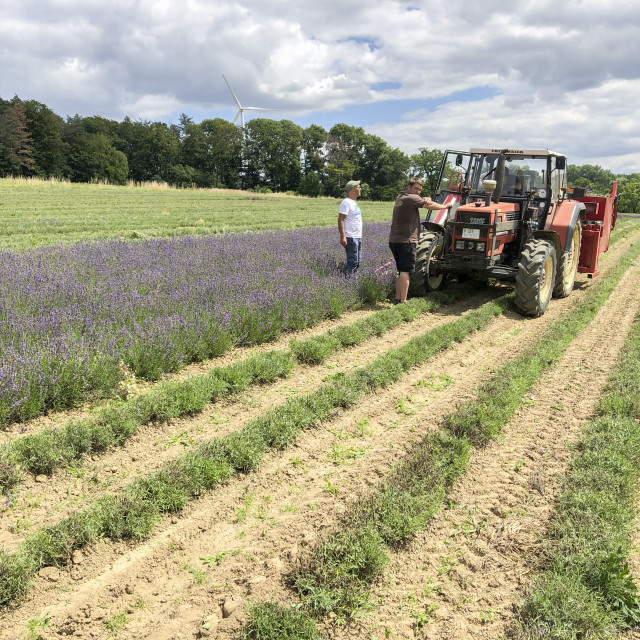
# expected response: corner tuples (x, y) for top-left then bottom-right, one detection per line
(618, 179), (640, 214)
(0, 97), (35, 176)
(322, 124), (366, 197)
(166, 163), (198, 188)
(179, 120), (212, 187)
(297, 170), (324, 197)
(323, 160), (359, 198)
(361, 134), (409, 200)
(567, 163), (616, 195)
(116, 118), (180, 182)
(66, 133), (128, 184)
(410, 148), (444, 196)
(23, 100), (66, 178)
(244, 119), (303, 191)
(326, 123), (365, 168)
(302, 124), (327, 174)
(200, 118), (243, 188)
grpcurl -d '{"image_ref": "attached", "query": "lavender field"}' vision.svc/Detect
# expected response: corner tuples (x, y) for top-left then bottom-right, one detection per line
(0, 223), (396, 426)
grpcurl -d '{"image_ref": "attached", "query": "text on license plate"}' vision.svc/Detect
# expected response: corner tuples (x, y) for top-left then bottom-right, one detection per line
(461, 228), (480, 240)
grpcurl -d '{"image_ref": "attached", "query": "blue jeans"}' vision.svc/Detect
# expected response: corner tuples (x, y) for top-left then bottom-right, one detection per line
(345, 237), (362, 275)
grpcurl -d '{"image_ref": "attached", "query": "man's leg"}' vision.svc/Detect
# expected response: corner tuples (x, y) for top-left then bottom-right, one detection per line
(345, 237), (358, 275)
(396, 272), (410, 303)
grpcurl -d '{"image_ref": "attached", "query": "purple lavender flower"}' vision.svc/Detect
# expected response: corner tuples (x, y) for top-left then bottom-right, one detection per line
(0, 223), (396, 425)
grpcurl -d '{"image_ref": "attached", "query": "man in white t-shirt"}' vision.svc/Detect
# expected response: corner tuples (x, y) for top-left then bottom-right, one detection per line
(338, 179), (362, 275)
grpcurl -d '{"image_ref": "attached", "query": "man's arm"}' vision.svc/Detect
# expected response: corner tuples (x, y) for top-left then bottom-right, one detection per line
(422, 197), (453, 211)
(338, 213), (347, 247)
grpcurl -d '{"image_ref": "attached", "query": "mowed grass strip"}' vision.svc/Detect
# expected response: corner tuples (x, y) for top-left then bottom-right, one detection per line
(0, 291), (509, 607)
(512, 312), (640, 639)
(0, 283), (486, 492)
(0, 178), (635, 252)
(609, 215), (640, 245)
(239, 241), (640, 638)
(0, 179), (394, 251)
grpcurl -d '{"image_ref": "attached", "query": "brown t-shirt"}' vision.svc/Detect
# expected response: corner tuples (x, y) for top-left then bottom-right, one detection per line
(389, 191), (424, 243)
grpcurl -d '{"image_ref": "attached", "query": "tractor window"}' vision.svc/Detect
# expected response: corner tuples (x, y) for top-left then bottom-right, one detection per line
(468, 155), (499, 193)
(502, 158), (548, 196)
(467, 154), (558, 199)
(439, 151), (471, 193)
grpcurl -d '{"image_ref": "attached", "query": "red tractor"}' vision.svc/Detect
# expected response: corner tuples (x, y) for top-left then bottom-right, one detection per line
(410, 148), (619, 316)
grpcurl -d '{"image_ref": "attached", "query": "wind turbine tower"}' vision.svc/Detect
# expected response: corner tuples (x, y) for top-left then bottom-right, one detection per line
(222, 74), (276, 129)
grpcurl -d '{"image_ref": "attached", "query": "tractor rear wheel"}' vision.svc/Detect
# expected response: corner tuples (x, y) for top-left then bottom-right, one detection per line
(515, 238), (557, 317)
(409, 232), (446, 295)
(553, 221), (581, 298)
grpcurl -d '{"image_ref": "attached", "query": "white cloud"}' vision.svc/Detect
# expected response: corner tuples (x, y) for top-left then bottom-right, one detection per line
(1, 0), (640, 171)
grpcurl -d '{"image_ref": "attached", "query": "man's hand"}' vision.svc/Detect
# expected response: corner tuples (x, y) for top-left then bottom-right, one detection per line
(340, 236), (347, 247)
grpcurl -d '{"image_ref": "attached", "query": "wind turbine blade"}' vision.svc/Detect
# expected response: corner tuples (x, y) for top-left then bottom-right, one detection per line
(222, 74), (242, 109)
(233, 110), (241, 124)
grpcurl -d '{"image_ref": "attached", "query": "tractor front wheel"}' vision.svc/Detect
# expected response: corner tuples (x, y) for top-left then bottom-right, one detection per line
(553, 221), (581, 298)
(515, 238), (557, 317)
(409, 232), (446, 296)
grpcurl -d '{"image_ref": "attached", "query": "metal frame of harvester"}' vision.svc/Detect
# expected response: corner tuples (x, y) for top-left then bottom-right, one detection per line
(410, 148), (619, 316)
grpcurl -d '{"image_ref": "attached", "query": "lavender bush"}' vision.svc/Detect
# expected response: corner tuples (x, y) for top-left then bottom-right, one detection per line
(0, 223), (396, 426)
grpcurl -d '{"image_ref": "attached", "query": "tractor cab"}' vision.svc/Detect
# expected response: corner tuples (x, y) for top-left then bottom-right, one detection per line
(432, 149), (567, 219)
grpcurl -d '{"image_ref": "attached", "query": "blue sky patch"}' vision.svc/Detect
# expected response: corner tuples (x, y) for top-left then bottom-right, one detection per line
(370, 81), (402, 91)
(344, 36), (380, 51)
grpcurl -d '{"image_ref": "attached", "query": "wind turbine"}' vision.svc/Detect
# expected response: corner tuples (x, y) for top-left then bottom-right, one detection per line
(222, 74), (276, 129)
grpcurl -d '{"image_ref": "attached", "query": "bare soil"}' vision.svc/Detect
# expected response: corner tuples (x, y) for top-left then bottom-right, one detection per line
(1, 232), (639, 640)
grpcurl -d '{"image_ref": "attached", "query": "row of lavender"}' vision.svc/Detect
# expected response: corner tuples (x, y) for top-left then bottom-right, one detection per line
(0, 223), (396, 426)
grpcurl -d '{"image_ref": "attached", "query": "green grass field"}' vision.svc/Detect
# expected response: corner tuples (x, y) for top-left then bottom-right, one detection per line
(0, 178), (393, 250)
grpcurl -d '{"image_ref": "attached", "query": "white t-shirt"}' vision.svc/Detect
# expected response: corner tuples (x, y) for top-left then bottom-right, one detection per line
(339, 197), (362, 238)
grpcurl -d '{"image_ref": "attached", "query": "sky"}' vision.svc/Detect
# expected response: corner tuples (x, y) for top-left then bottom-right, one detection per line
(2, 0), (640, 174)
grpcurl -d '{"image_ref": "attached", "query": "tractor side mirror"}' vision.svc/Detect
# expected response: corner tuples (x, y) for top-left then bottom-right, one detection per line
(456, 154), (463, 166)
(555, 156), (566, 170)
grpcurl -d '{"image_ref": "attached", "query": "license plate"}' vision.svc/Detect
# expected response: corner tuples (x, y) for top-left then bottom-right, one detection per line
(461, 228), (480, 240)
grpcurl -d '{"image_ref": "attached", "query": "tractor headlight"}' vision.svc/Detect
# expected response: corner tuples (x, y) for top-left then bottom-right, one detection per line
(455, 240), (465, 250)
(476, 242), (485, 252)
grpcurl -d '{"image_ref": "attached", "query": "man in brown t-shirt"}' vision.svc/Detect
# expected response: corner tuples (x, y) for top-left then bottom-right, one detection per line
(389, 177), (453, 303)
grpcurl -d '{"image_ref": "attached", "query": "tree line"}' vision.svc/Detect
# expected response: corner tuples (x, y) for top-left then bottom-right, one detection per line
(2, 94), (640, 210)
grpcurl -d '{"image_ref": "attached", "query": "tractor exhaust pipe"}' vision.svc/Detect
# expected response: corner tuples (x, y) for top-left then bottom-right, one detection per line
(493, 152), (507, 203)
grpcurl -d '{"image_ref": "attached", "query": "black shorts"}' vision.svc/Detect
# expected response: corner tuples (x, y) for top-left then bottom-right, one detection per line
(389, 242), (417, 273)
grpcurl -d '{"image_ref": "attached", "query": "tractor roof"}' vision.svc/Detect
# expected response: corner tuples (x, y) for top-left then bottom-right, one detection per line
(470, 148), (567, 159)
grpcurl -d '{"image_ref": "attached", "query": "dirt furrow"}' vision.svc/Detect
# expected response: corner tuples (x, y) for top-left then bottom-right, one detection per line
(0, 287), (503, 550)
(332, 257), (640, 639)
(0, 234), (637, 639)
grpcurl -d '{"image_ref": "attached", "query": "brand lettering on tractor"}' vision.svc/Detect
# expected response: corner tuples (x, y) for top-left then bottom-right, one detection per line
(469, 217), (485, 225)
(490, 149), (524, 155)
